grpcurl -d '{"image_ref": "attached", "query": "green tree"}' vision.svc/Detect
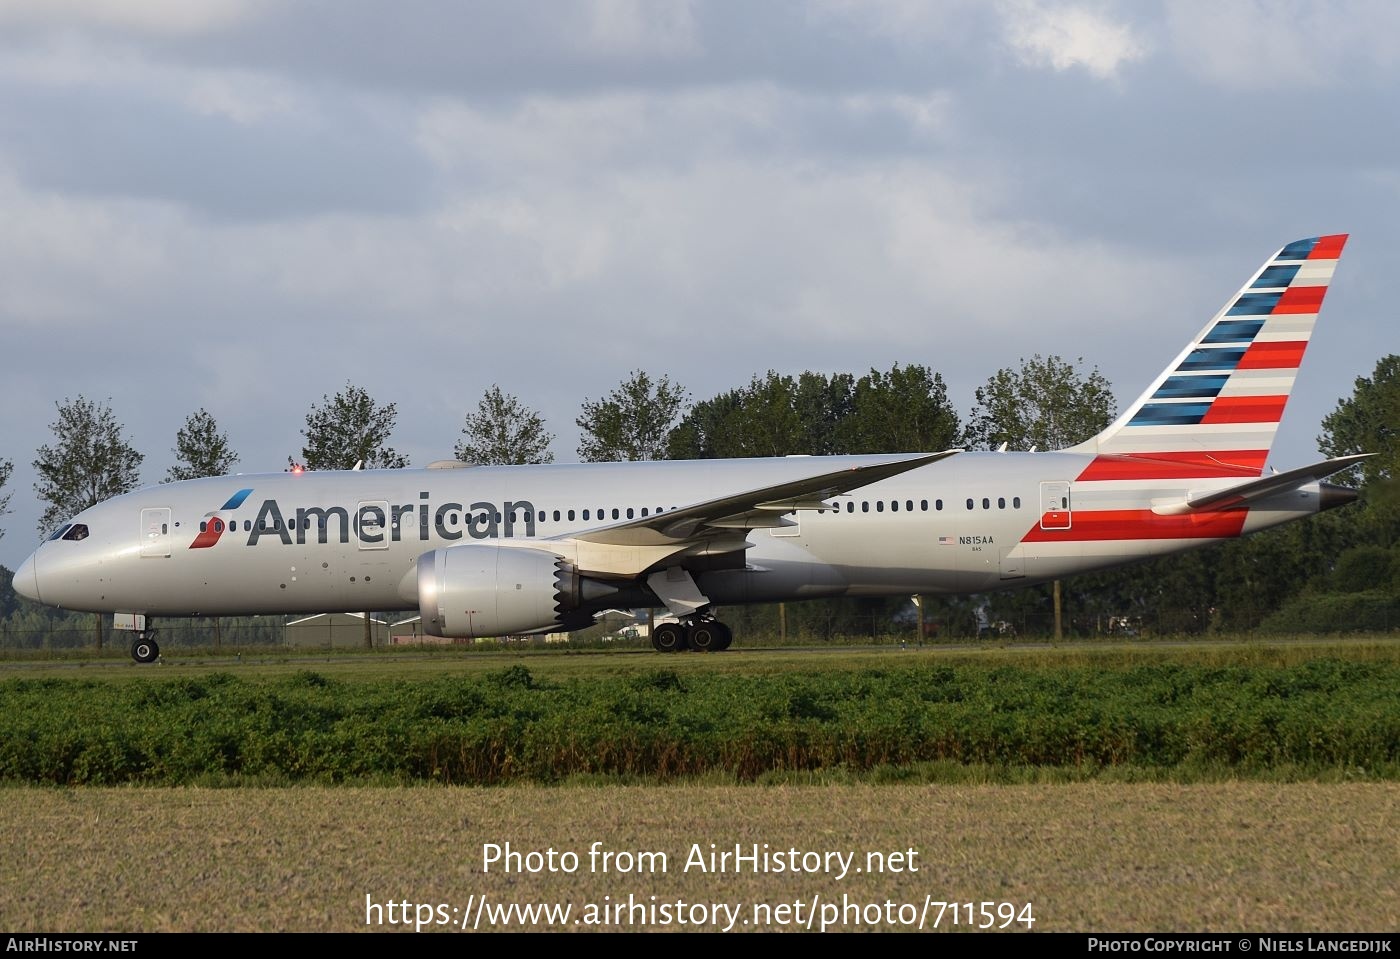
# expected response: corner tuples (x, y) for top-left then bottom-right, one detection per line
(296, 382), (406, 650)
(794, 371), (856, 456)
(166, 408), (238, 482)
(667, 387), (746, 459)
(838, 364), (961, 454)
(965, 357), (1114, 638)
(455, 386), (554, 465)
(670, 372), (805, 459)
(33, 396), (144, 536)
(166, 408), (240, 648)
(0, 458), (11, 540)
(32, 396), (144, 652)
(964, 355), (1116, 451)
(577, 370), (687, 462)
(1318, 355), (1398, 549)
(1319, 355), (1398, 486)
(298, 382), (408, 471)
(668, 371), (859, 460)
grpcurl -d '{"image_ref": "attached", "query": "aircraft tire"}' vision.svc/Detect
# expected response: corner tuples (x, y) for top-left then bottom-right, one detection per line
(689, 622), (720, 652)
(131, 636), (160, 664)
(651, 622), (686, 653)
(713, 622), (733, 651)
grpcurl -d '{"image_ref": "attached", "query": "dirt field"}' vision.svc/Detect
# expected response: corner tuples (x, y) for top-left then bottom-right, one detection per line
(1, 783), (1395, 933)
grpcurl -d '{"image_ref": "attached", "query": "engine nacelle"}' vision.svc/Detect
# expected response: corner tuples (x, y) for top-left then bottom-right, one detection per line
(417, 545), (565, 638)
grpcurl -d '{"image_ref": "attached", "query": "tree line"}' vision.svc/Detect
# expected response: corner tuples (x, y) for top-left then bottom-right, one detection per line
(1, 353), (1395, 648)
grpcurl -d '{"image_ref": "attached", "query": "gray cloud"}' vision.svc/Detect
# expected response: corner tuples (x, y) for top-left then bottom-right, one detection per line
(0, 1), (1395, 567)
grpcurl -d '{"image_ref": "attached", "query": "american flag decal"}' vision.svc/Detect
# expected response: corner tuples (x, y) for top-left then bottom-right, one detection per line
(938, 535), (954, 546)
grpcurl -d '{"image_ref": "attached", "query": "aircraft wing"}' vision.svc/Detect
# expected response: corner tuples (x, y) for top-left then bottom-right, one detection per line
(1153, 453), (1372, 515)
(564, 450), (959, 548)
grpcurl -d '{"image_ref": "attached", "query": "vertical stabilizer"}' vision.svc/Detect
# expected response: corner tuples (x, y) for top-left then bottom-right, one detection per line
(1068, 235), (1347, 480)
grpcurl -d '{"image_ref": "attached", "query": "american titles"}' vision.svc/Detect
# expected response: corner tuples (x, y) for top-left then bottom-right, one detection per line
(244, 493), (537, 546)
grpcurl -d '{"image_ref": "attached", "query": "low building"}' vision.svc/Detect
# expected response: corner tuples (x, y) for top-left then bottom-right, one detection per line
(284, 612), (390, 648)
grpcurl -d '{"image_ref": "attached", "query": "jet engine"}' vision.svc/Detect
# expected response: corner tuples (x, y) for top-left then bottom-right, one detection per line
(415, 545), (617, 638)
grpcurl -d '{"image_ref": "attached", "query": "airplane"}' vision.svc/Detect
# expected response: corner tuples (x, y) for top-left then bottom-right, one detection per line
(12, 235), (1370, 662)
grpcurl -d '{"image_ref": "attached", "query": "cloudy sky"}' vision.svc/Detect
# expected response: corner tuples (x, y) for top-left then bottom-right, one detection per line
(0, 0), (1395, 570)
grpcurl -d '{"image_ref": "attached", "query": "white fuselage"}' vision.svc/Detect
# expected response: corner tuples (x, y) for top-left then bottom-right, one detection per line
(14, 452), (1324, 619)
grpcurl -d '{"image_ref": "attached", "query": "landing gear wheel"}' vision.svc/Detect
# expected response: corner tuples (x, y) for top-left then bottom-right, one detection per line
(712, 622), (733, 651)
(131, 634), (160, 664)
(651, 622), (687, 653)
(689, 621), (720, 652)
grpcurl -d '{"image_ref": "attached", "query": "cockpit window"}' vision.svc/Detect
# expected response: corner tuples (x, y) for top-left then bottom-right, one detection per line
(47, 524), (72, 541)
(61, 524), (90, 541)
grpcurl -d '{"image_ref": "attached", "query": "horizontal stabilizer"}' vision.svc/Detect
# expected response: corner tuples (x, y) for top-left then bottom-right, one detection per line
(1152, 453), (1372, 515)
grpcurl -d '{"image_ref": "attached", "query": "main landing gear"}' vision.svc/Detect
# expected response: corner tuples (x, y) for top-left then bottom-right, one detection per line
(650, 618), (733, 653)
(131, 631), (160, 664)
(645, 566), (732, 652)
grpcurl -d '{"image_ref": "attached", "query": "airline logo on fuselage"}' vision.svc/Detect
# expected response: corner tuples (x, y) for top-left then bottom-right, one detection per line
(238, 493), (538, 547)
(188, 488), (255, 549)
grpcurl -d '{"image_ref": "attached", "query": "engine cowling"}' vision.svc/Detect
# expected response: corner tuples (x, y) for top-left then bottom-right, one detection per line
(415, 545), (618, 638)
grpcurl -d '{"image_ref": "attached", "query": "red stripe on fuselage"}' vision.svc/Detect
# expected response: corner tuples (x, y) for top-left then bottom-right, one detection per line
(1200, 395), (1287, 424)
(1021, 508), (1247, 543)
(1237, 340), (1306, 370)
(1076, 450), (1267, 481)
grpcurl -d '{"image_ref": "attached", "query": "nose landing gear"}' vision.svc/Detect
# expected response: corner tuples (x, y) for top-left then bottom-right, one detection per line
(131, 631), (160, 664)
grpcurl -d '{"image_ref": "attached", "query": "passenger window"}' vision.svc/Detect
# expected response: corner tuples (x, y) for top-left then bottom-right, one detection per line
(982, 498), (990, 510)
(998, 498), (1006, 509)
(906, 500), (914, 512)
(583, 509), (590, 520)
(568, 510), (576, 521)
(199, 521), (207, 533)
(862, 502), (870, 513)
(1013, 497), (1021, 508)
(626, 508), (634, 519)
(846, 502), (854, 513)
(641, 508), (649, 516)
(612, 508), (620, 519)
(935, 499), (943, 511)
(966, 499), (974, 510)
(877, 501), (885, 512)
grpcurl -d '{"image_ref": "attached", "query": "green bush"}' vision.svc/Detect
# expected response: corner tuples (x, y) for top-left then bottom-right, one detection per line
(0, 657), (1396, 785)
(1258, 590), (1400, 634)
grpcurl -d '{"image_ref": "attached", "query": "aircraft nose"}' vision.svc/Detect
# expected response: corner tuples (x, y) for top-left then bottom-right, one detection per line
(13, 552), (41, 604)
